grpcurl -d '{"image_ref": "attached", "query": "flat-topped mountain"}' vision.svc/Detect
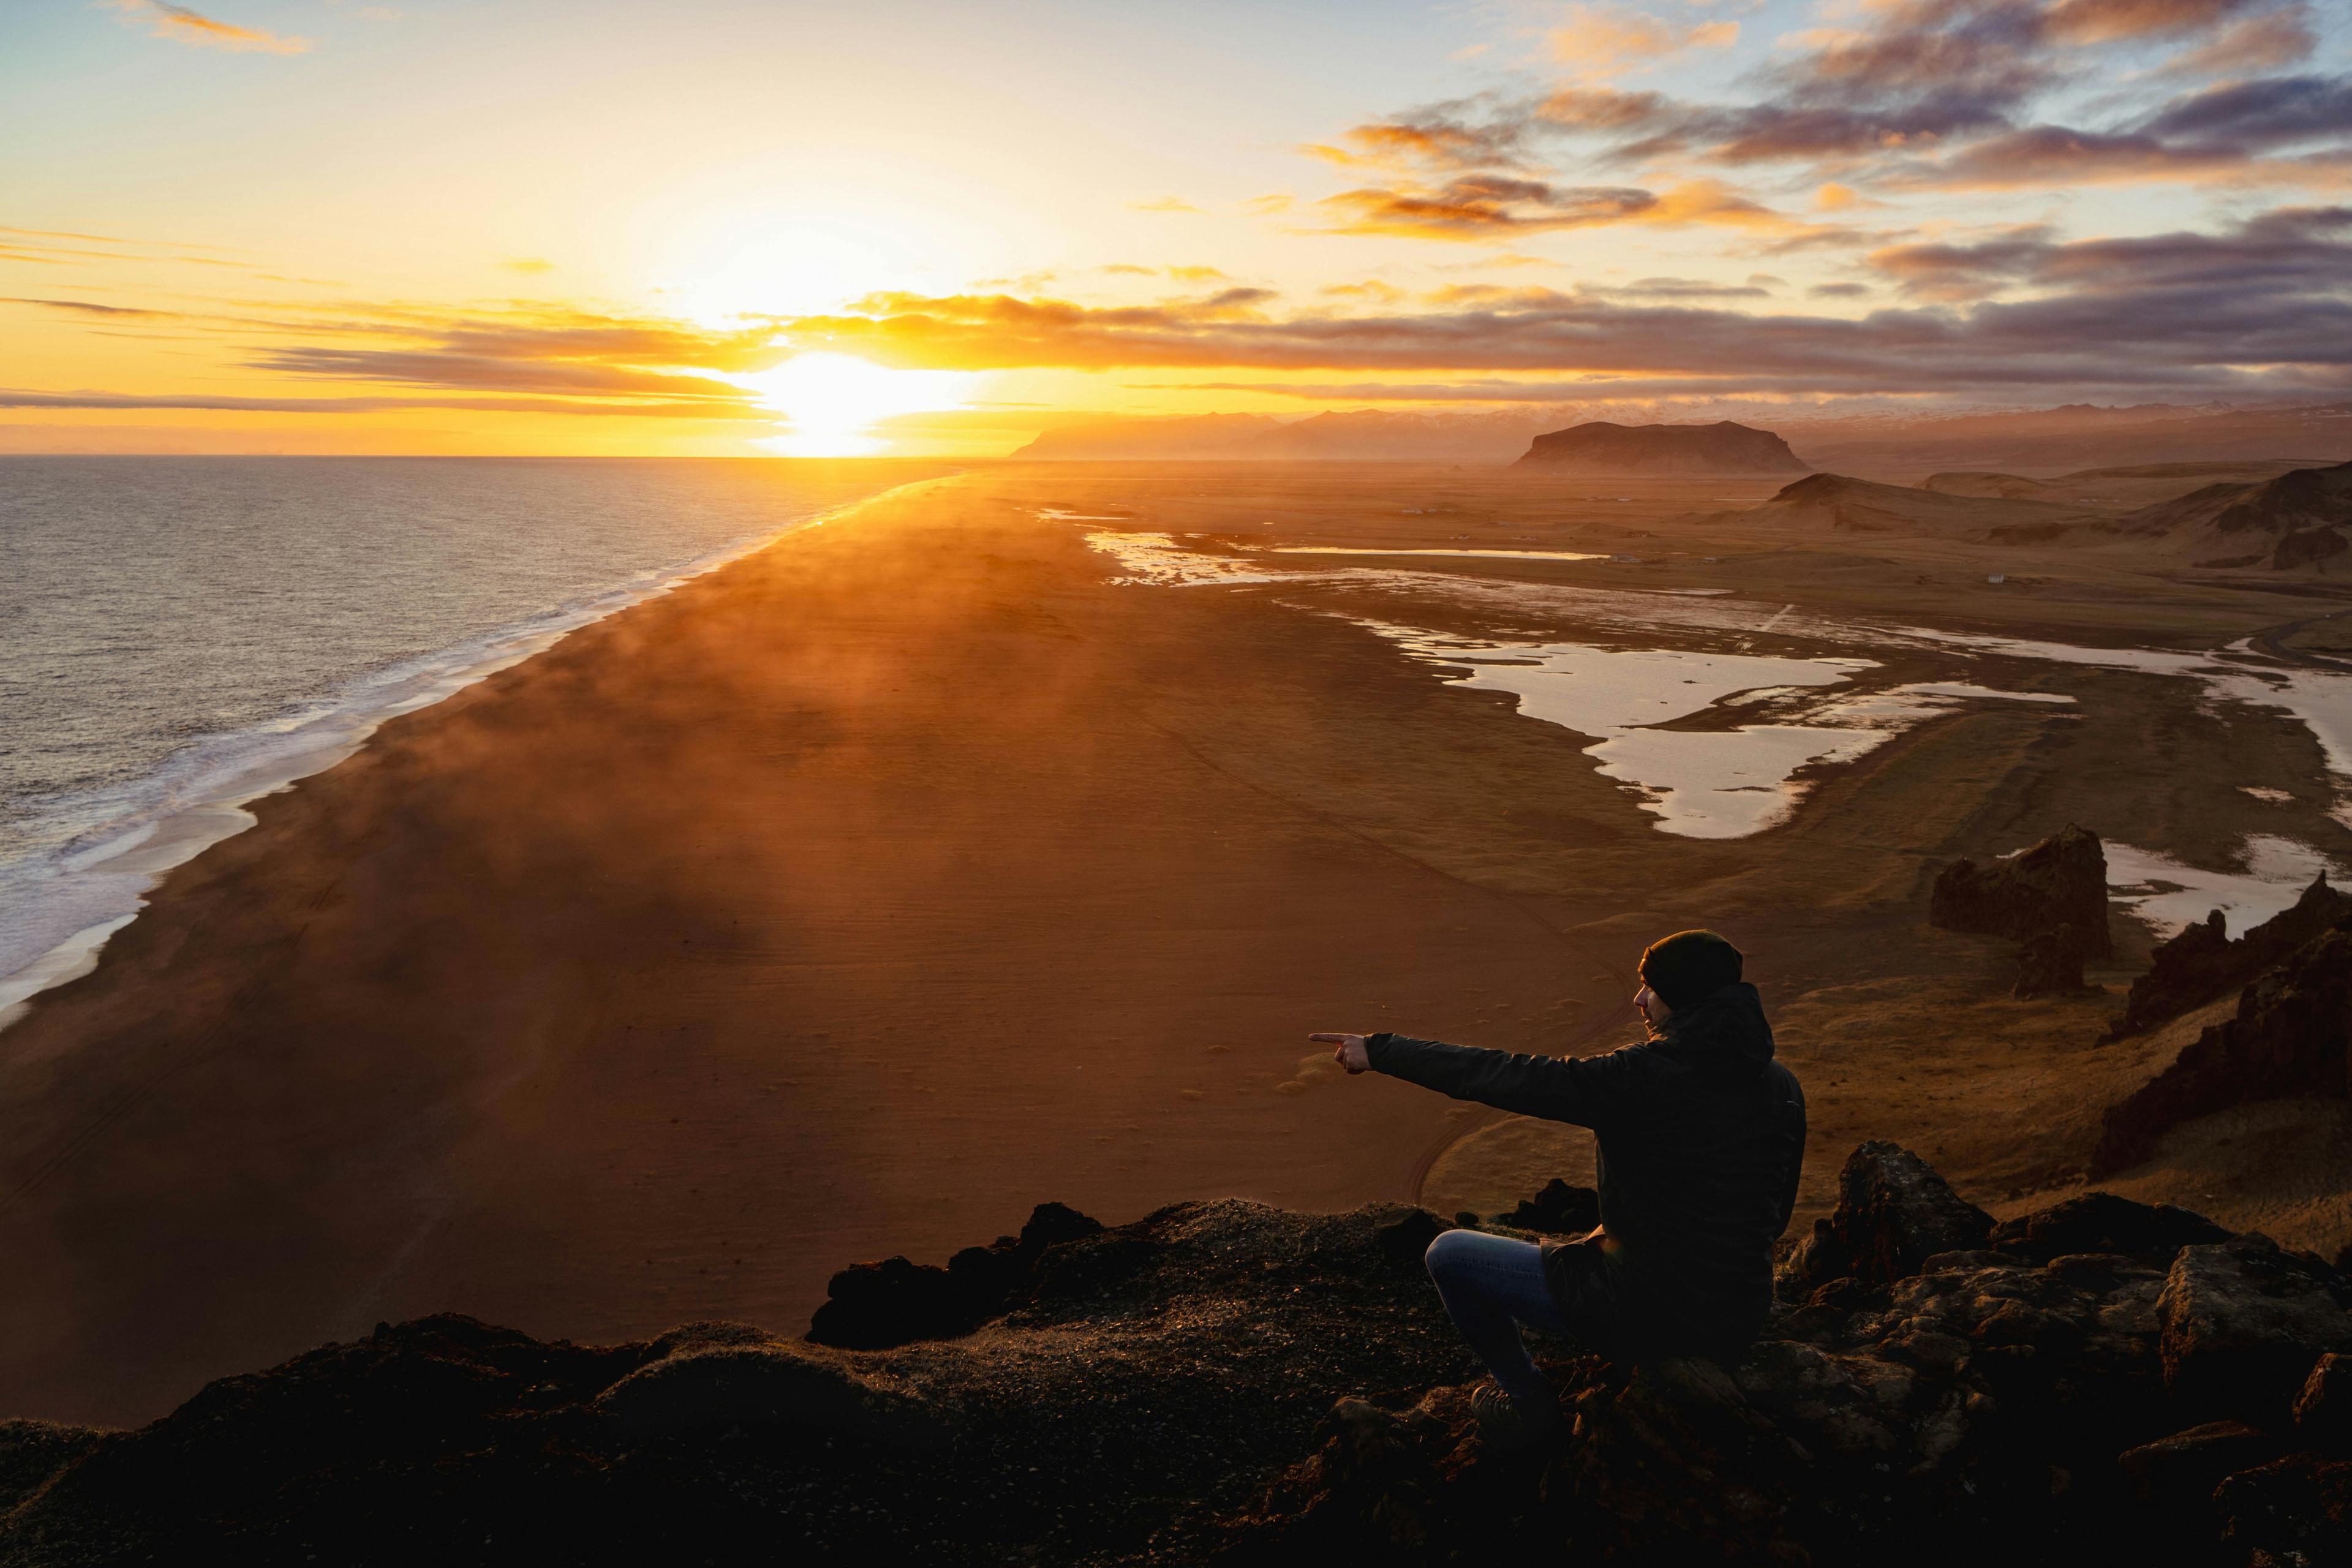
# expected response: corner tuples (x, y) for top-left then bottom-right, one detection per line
(1513, 420), (1811, 475)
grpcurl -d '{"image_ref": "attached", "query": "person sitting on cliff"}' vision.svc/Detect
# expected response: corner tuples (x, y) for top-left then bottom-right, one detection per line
(1311, 930), (1806, 1449)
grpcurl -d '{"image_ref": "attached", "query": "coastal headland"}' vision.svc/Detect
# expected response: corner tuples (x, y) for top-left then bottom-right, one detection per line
(7, 461), (2352, 1428)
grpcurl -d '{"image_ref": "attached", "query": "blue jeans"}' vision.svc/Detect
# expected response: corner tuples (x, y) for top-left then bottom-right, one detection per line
(1424, 1228), (1569, 1408)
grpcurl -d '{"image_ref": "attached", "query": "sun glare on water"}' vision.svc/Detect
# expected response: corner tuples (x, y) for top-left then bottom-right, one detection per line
(739, 353), (975, 457)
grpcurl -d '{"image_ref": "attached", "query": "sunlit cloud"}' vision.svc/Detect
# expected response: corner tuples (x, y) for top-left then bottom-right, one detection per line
(1317, 174), (1843, 241)
(1547, 4), (1740, 81)
(100, 0), (312, 53)
(4, 296), (178, 318)
(1130, 197), (1202, 213)
(1310, 0), (2352, 210)
(767, 205), (2352, 399)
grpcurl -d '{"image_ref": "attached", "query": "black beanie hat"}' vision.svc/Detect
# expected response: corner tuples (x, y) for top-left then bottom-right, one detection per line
(1638, 930), (1744, 1009)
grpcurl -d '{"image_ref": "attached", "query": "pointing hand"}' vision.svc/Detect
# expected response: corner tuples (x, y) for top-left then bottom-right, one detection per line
(1309, 1032), (1371, 1075)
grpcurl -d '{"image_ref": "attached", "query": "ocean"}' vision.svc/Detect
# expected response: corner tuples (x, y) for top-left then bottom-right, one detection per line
(0, 456), (932, 1024)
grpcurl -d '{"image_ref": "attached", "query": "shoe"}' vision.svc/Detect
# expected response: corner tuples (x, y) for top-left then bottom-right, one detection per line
(1469, 1382), (1562, 1452)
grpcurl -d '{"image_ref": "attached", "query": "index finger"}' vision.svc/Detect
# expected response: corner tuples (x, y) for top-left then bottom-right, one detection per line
(1307, 1033), (1350, 1043)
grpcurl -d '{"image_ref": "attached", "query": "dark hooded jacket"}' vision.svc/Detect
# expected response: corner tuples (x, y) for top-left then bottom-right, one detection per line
(1368, 982), (1805, 1362)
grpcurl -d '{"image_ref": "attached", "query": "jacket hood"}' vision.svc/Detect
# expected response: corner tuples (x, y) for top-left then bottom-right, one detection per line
(1658, 981), (1775, 1072)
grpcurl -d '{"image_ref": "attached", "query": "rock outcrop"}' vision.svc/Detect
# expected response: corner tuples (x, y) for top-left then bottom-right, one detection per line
(2094, 925), (2352, 1175)
(1513, 420), (1811, 475)
(1208, 1152), (2352, 1566)
(2014, 922), (2091, 997)
(1930, 823), (2114, 958)
(8, 1153), (2352, 1566)
(1986, 1191), (2228, 1264)
(2104, 872), (2352, 1042)
(2160, 1236), (2352, 1423)
(1778, 1140), (1995, 1297)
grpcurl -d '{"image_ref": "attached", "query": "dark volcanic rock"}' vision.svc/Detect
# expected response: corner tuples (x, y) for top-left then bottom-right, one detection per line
(2295, 1351), (2352, 1443)
(0, 1200), (1471, 1567)
(1779, 1140), (1995, 1297)
(1493, 1178), (1600, 1234)
(806, 1200), (1103, 1349)
(2105, 872), (2352, 1042)
(1988, 1191), (2229, 1265)
(1513, 420), (1811, 475)
(18, 1159), (2352, 1566)
(1929, 823), (2113, 957)
(2217, 1453), (2352, 1562)
(2158, 1235), (2352, 1422)
(2013, 922), (2090, 997)
(2116, 1420), (2281, 1523)
(2094, 926), (2352, 1176)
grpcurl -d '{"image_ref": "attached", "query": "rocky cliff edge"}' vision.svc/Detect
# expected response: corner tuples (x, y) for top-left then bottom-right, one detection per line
(6, 1145), (2351, 1566)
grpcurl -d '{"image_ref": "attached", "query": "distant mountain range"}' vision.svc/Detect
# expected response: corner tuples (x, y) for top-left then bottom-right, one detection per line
(1747, 458), (2352, 569)
(1011, 402), (2352, 475)
(1011, 410), (1540, 463)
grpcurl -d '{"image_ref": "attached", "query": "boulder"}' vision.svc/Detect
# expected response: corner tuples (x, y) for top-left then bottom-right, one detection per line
(2157, 1235), (2352, 1422)
(2013, 923), (2090, 998)
(1778, 1140), (1994, 1297)
(2116, 1420), (2280, 1517)
(1548, 1357), (1810, 1562)
(2216, 1455), (2352, 1564)
(2093, 927), (2352, 1176)
(1494, 1178), (1601, 1235)
(2293, 1351), (2352, 1443)
(2103, 872), (2352, 1042)
(1930, 824), (2113, 957)
(1988, 1192), (2229, 1266)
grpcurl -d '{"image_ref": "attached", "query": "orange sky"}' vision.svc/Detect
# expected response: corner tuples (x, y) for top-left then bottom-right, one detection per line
(4, 0), (2349, 454)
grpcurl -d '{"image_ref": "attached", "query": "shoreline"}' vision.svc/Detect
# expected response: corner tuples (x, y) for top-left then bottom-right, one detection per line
(0, 471), (952, 1033)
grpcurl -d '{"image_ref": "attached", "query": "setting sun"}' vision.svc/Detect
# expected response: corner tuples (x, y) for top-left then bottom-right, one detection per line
(737, 352), (979, 456)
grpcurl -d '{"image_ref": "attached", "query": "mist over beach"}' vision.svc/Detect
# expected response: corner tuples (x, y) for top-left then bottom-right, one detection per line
(7, 1), (2352, 1562)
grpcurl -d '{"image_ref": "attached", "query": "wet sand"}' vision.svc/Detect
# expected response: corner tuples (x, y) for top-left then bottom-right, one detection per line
(9, 462), (2352, 1426)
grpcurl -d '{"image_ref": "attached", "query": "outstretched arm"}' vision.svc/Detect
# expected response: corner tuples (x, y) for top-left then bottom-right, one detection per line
(1310, 1030), (1644, 1128)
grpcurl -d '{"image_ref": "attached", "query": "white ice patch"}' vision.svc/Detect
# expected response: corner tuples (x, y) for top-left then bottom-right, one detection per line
(1265, 546), (1609, 562)
(1366, 627), (2071, 839)
(2106, 837), (2346, 937)
(1084, 532), (1302, 587)
(1074, 529), (2348, 835)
